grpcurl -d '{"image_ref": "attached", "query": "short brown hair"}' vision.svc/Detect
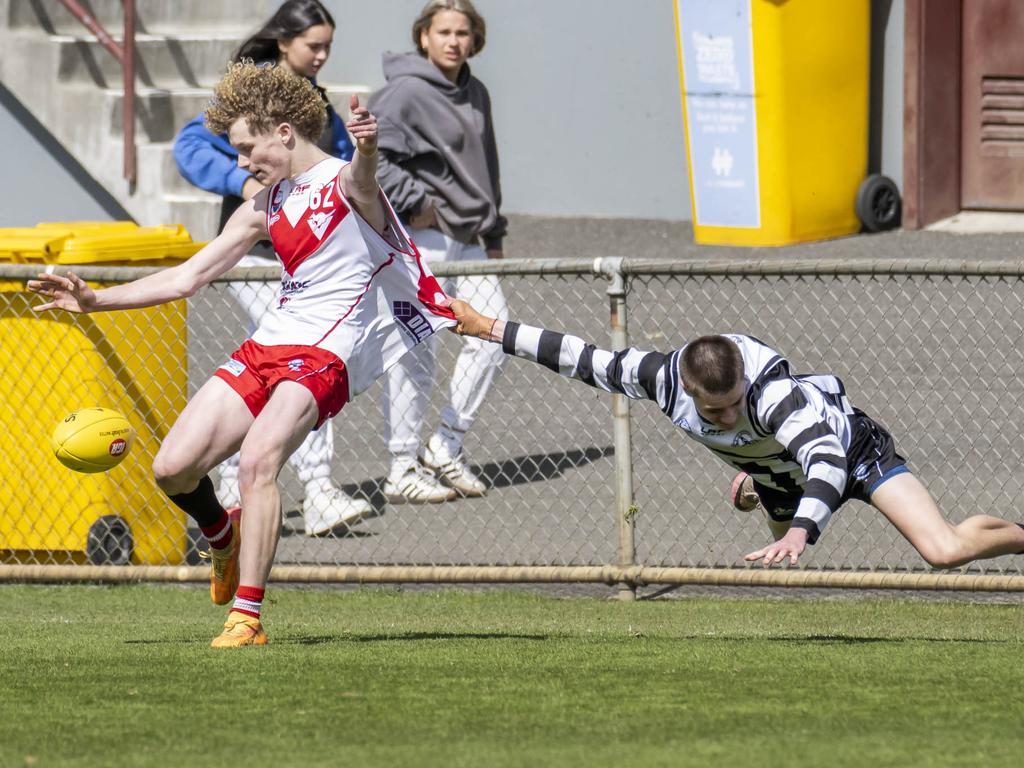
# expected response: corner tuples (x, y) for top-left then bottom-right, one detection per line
(412, 0), (487, 57)
(680, 335), (744, 396)
(205, 60), (326, 142)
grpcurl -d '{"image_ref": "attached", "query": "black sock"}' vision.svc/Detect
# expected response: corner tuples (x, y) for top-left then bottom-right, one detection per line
(167, 475), (226, 529)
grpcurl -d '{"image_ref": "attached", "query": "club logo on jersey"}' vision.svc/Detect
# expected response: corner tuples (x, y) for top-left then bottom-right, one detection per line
(732, 430), (754, 447)
(393, 300), (433, 344)
(270, 185), (286, 214)
(852, 463), (871, 481)
(308, 211), (335, 240)
(287, 359), (305, 372)
(219, 359), (246, 377)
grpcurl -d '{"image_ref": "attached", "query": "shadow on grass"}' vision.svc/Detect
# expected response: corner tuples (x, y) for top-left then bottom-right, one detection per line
(280, 631), (551, 646)
(125, 631), (550, 646)
(685, 634), (1004, 645)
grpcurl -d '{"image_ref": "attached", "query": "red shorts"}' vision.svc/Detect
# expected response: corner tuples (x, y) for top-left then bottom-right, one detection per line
(213, 340), (350, 428)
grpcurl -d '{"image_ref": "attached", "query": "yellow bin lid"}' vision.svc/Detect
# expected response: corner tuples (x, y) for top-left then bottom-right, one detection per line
(0, 222), (204, 265)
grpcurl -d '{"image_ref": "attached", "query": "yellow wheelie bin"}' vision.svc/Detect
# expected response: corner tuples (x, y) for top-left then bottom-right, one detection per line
(675, 0), (872, 245)
(0, 222), (203, 565)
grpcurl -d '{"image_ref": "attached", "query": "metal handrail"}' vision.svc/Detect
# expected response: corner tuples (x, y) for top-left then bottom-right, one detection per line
(56, 0), (136, 185)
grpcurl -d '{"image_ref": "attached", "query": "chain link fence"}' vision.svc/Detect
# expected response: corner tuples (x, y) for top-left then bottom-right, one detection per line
(2, 258), (1024, 587)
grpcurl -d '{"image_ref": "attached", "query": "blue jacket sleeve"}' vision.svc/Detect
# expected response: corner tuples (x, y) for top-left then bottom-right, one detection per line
(173, 113), (251, 198)
(328, 106), (355, 161)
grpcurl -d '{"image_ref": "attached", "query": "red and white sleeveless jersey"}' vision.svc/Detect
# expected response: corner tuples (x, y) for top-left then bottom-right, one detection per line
(251, 157), (454, 396)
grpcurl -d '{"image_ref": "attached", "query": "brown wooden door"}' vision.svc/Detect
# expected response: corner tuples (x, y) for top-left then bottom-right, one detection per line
(961, 0), (1024, 208)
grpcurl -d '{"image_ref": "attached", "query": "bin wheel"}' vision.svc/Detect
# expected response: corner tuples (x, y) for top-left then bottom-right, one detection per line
(86, 515), (134, 565)
(856, 174), (902, 232)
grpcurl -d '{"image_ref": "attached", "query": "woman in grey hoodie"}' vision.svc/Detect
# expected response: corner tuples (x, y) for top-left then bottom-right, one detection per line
(369, 0), (508, 503)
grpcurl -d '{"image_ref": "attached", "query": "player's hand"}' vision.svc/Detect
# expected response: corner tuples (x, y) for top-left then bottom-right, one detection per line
(446, 298), (494, 339)
(347, 94), (377, 157)
(27, 271), (97, 313)
(744, 527), (808, 568)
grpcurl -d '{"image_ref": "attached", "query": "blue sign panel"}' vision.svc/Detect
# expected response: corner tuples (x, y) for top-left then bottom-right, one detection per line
(678, 0), (760, 228)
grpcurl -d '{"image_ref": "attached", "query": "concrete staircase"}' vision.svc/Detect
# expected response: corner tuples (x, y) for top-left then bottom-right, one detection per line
(0, 0), (368, 241)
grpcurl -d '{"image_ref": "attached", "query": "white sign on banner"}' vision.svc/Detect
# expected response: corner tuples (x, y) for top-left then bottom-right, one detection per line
(678, 0), (760, 228)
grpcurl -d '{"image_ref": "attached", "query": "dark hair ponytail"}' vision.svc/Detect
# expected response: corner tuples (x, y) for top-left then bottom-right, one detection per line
(234, 0), (335, 64)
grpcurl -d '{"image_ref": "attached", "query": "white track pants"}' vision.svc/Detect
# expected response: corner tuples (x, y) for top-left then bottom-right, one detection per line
(381, 228), (508, 468)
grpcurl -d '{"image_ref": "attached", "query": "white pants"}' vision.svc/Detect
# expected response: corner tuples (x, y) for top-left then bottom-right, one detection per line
(381, 228), (508, 465)
(219, 256), (333, 489)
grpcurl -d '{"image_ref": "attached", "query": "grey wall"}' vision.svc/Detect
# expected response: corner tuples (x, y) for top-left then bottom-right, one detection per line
(0, 83), (125, 227)
(880, 0), (904, 189)
(323, 0), (906, 222)
(321, 0), (692, 221)
(870, 0), (904, 189)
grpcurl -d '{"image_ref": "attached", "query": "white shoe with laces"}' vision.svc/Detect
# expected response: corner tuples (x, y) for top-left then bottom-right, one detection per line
(421, 435), (487, 497)
(302, 485), (373, 536)
(382, 462), (457, 504)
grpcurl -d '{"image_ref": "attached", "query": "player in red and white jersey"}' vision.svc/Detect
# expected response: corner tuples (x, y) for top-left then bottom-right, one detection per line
(249, 154), (450, 396)
(29, 62), (454, 648)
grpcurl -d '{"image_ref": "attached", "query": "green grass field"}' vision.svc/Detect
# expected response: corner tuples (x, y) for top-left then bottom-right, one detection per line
(0, 585), (1021, 768)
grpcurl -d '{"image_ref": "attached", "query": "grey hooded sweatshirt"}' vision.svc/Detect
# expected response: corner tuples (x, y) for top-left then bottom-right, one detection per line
(368, 51), (507, 250)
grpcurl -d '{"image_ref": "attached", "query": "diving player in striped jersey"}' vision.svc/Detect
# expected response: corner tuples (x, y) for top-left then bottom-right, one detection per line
(447, 299), (1024, 569)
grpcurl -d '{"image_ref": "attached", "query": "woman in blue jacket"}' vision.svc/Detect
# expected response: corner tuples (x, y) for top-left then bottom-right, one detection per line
(173, 0), (367, 537)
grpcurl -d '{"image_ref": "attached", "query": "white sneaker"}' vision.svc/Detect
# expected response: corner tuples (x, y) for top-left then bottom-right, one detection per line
(422, 435), (487, 497)
(382, 463), (457, 504)
(302, 486), (373, 536)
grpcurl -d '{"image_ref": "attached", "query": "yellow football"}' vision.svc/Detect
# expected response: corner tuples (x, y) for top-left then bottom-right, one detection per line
(51, 408), (135, 474)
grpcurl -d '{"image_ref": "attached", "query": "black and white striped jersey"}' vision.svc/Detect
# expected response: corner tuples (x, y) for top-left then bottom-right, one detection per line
(501, 322), (857, 544)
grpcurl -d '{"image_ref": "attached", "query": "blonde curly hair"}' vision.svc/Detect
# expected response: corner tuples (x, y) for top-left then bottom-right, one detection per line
(205, 60), (326, 141)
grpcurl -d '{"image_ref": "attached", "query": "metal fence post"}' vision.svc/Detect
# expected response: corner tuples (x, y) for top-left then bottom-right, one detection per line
(598, 258), (637, 601)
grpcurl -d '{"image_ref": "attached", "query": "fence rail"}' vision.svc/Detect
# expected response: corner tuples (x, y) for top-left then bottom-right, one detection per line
(3, 257), (1023, 593)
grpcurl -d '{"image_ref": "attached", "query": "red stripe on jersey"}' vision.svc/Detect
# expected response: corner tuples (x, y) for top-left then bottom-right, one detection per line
(312, 254), (397, 346)
(411, 246), (455, 320)
(269, 172), (350, 275)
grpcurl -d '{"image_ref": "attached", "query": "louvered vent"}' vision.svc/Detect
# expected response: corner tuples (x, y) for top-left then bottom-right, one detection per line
(981, 76), (1024, 155)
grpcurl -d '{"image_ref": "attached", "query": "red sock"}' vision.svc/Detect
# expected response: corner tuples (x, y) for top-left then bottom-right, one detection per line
(232, 585), (265, 619)
(199, 511), (233, 551)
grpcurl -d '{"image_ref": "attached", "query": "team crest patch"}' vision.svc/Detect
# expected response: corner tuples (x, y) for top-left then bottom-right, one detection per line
(732, 430), (754, 447)
(308, 211), (334, 239)
(287, 359), (305, 372)
(219, 359), (246, 377)
(270, 185), (286, 214)
(393, 300), (433, 343)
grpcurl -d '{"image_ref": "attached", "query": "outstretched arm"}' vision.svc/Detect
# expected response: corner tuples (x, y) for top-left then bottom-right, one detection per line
(450, 299), (671, 407)
(339, 94), (386, 233)
(28, 196), (267, 313)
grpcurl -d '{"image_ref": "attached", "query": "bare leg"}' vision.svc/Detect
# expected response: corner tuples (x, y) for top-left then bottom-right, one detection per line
(870, 472), (1024, 568)
(235, 381), (320, 588)
(152, 377), (254, 495)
